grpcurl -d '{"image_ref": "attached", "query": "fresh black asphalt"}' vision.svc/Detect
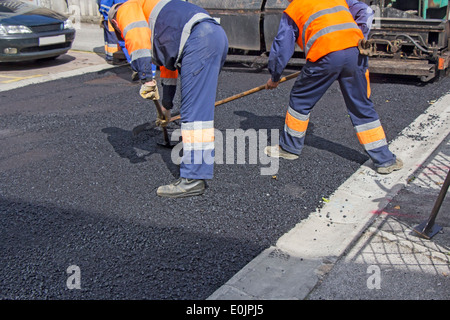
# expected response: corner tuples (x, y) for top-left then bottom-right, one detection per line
(1, 65), (449, 299)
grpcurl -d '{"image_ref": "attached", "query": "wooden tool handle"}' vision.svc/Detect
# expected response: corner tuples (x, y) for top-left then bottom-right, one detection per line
(153, 100), (170, 143)
(215, 71), (300, 106)
(169, 71), (300, 123)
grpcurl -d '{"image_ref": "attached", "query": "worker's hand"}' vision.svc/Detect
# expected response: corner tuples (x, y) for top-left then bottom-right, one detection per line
(139, 80), (160, 100)
(155, 107), (171, 128)
(265, 78), (279, 90)
(358, 39), (372, 56)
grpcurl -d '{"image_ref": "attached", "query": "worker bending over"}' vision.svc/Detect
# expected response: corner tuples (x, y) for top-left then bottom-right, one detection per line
(98, 0), (130, 63)
(109, 0), (228, 198)
(265, 0), (403, 174)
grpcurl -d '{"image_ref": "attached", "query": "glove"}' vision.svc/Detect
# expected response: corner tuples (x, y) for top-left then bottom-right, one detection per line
(358, 39), (372, 56)
(155, 108), (171, 128)
(139, 81), (160, 100)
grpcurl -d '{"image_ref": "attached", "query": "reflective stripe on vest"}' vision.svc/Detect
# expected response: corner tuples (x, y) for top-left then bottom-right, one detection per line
(174, 12), (212, 67)
(160, 66), (178, 85)
(148, 0), (169, 42)
(285, 0), (363, 62)
(149, 0), (212, 68)
(181, 121), (215, 151)
(304, 22), (360, 55)
(355, 120), (387, 151)
(148, 0), (169, 63)
(301, 5), (347, 50)
(123, 20), (152, 63)
(118, 0), (212, 68)
(116, 1), (152, 64)
(285, 106), (309, 138)
(123, 21), (148, 38)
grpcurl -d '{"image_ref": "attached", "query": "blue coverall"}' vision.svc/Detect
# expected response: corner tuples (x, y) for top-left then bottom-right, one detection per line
(268, 0), (397, 168)
(98, 0), (130, 62)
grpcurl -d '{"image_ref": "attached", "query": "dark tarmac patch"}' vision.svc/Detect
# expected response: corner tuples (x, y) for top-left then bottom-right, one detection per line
(1, 66), (449, 299)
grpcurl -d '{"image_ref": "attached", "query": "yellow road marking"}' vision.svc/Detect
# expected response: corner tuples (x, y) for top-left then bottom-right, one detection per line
(0, 74), (43, 83)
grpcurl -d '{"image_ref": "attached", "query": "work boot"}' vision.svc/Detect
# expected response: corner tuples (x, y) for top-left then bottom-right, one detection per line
(376, 158), (403, 174)
(156, 178), (205, 198)
(264, 145), (299, 160)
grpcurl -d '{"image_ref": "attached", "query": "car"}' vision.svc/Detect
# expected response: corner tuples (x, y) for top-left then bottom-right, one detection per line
(0, 0), (75, 62)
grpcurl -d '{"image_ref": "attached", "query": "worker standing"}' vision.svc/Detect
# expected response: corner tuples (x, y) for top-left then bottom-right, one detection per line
(264, 0), (403, 174)
(108, 0), (228, 198)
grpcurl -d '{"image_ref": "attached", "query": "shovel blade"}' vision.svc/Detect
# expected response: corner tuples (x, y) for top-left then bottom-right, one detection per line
(157, 140), (174, 148)
(132, 122), (156, 137)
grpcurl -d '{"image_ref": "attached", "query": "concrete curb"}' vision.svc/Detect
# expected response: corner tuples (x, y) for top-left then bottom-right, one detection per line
(0, 63), (115, 92)
(208, 92), (450, 300)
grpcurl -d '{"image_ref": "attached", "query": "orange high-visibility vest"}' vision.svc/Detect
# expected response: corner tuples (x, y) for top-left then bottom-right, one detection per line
(160, 66), (178, 85)
(115, 0), (212, 73)
(115, 0), (154, 63)
(285, 0), (363, 62)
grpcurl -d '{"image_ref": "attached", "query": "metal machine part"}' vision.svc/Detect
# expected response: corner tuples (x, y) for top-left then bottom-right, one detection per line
(190, 0), (449, 81)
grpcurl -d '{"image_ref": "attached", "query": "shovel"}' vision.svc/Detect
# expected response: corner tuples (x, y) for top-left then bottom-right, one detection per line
(132, 70), (300, 141)
(169, 71), (300, 123)
(153, 99), (172, 148)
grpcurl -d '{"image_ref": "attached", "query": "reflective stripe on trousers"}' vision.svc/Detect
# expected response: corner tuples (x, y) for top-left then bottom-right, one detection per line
(102, 20), (119, 58)
(280, 47), (396, 167)
(178, 21), (228, 179)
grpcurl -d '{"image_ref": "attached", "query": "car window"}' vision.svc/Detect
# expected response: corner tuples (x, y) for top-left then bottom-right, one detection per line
(0, 0), (66, 22)
(0, 0), (30, 13)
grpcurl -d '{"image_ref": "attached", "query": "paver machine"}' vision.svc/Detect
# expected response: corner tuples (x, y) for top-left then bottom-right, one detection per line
(190, 0), (450, 81)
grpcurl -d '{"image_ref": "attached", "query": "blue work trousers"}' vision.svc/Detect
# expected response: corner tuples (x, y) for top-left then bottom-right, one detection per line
(178, 21), (228, 179)
(280, 47), (396, 167)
